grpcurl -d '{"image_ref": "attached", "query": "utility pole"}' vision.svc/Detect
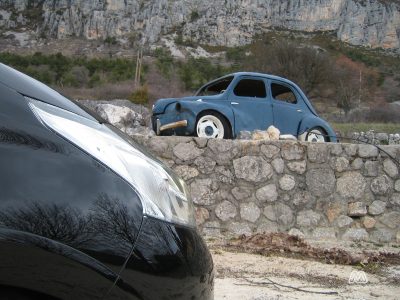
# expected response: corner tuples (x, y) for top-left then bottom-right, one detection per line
(134, 48), (143, 89)
(358, 69), (362, 108)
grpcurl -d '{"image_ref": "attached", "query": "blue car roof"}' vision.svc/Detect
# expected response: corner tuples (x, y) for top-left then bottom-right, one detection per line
(202, 72), (318, 116)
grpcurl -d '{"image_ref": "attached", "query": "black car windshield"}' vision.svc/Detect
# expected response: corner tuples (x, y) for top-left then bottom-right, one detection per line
(195, 76), (234, 96)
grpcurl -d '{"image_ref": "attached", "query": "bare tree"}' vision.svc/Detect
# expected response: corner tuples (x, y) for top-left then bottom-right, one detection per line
(245, 40), (335, 99)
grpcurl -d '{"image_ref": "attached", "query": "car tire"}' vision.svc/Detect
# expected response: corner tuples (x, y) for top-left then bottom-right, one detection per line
(196, 112), (231, 139)
(305, 127), (328, 142)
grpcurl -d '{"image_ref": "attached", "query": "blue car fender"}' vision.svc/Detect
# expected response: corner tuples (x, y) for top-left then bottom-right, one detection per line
(178, 100), (235, 135)
(298, 116), (337, 142)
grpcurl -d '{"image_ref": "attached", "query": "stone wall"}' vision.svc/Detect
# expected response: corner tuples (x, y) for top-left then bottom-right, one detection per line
(133, 136), (400, 244)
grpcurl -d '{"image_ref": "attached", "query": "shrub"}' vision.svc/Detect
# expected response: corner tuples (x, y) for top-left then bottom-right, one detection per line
(129, 85), (149, 105)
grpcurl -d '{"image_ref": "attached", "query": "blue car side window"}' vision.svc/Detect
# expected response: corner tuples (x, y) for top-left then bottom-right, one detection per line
(271, 83), (297, 104)
(233, 79), (266, 98)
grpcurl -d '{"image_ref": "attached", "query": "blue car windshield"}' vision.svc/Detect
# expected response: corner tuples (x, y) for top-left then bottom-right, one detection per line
(196, 76), (234, 96)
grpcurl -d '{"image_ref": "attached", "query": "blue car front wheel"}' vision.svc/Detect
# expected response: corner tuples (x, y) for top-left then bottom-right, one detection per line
(196, 112), (231, 139)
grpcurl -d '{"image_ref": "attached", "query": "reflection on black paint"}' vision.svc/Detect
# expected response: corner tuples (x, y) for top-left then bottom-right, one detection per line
(0, 202), (92, 248)
(0, 127), (67, 154)
(0, 195), (140, 252)
(90, 194), (140, 245)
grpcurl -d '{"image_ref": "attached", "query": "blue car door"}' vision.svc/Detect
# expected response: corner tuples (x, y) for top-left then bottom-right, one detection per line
(269, 80), (306, 136)
(228, 76), (273, 135)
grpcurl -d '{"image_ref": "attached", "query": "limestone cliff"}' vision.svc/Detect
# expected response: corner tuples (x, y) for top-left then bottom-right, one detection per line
(0, 0), (399, 50)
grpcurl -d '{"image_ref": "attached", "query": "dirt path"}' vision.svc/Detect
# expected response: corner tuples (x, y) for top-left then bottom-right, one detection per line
(213, 250), (400, 300)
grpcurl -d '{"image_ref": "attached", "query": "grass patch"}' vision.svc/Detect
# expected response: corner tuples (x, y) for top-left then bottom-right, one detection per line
(332, 123), (400, 135)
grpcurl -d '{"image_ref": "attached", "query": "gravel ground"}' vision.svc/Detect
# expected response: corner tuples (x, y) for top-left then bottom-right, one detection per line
(212, 249), (400, 300)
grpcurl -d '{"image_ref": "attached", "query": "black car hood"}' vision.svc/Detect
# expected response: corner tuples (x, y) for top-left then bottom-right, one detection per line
(0, 63), (102, 122)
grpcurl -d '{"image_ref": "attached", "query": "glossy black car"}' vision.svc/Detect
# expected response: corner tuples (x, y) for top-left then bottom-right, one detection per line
(0, 63), (214, 300)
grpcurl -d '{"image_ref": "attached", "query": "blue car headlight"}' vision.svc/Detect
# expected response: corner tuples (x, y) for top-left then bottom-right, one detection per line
(28, 98), (196, 227)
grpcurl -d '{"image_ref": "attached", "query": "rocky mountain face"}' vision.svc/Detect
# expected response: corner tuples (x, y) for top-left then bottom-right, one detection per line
(0, 0), (399, 50)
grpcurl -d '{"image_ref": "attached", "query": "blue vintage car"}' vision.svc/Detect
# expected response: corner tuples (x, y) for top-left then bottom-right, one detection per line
(152, 72), (337, 142)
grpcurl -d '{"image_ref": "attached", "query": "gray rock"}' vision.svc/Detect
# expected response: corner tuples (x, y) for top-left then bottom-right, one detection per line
(238, 130), (252, 140)
(147, 137), (169, 155)
(256, 221), (279, 233)
(342, 228), (369, 241)
(326, 201), (348, 223)
(255, 184), (278, 203)
(215, 201), (237, 222)
(336, 172), (366, 199)
(281, 143), (305, 160)
(368, 200), (387, 216)
(240, 202), (261, 223)
(307, 143), (329, 163)
(312, 227), (336, 240)
(263, 205), (277, 221)
(380, 212), (400, 229)
(271, 158), (284, 174)
(371, 175), (393, 195)
(214, 166), (234, 184)
(293, 191), (314, 207)
(297, 210), (322, 227)
(211, 189), (232, 202)
(358, 144), (379, 158)
(233, 156), (273, 182)
(330, 144), (343, 156)
(260, 144), (280, 159)
(202, 221), (221, 237)
(334, 157), (349, 172)
(390, 193), (400, 206)
(274, 203), (294, 226)
(173, 142), (204, 161)
(288, 228), (305, 238)
(306, 168), (336, 197)
(395, 180), (400, 192)
(335, 215), (354, 228)
(190, 178), (215, 205)
(348, 202), (367, 217)
(125, 126), (155, 137)
(174, 165), (199, 180)
(195, 207), (210, 225)
(231, 186), (252, 200)
(364, 161), (379, 177)
(240, 140), (262, 156)
(193, 137), (208, 148)
(376, 132), (389, 143)
(362, 216), (376, 229)
(344, 144), (358, 156)
(383, 159), (399, 178)
(228, 222), (252, 236)
(194, 156), (216, 174)
(279, 175), (296, 191)
(287, 160), (307, 174)
(370, 229), (395, 243)
(351, 158), (364, 170)
(207, 139), (240, 164)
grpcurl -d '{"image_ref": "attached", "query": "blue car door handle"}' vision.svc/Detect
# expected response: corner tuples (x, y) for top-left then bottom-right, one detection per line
(231, 102), (239, 105)
(297, 109), (302, 112)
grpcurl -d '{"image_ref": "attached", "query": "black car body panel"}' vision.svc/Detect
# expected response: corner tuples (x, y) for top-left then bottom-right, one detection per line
(113, 217), (214, 299)
(0, 63), (213, 299)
